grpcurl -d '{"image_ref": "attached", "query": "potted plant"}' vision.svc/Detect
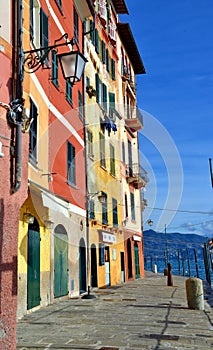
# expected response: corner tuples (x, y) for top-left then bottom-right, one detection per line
(86, 85), (96, 98)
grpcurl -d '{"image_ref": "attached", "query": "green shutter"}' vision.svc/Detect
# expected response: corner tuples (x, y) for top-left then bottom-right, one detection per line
(90, 20), (95, 45)
(95, 28), (100, 53)
(95, 73), (100, 103)
(102, 41), (106, 63)
(40, 8), (48, 62)
(103, 83), (107, 112)
(110, 144), (115, 176)
(78, 90), (83, 120)
(111, 59), (115, 80)
(67, 142), (76, 185)
(66, 80), (72, 104)
(52, 50), (58, 88)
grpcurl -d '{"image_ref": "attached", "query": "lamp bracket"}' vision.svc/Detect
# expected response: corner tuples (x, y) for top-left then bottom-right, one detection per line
(24, 34), (76, 73)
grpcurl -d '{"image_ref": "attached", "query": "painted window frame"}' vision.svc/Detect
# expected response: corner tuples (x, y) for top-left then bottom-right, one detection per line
(67, 141), (76, 186)
(29, 98), (38, 165)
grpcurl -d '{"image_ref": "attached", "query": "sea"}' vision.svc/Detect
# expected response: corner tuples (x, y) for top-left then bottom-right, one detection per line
(144, 255), (213, 286)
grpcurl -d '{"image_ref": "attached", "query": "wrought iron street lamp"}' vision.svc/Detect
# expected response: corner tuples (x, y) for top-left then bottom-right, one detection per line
(23, 34), (87, 86)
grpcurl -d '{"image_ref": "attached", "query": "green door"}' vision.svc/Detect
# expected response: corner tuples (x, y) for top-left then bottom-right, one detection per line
(27, 222), (40, 310)
(134, 243), (140, 279)
(54, 229), (68, 298)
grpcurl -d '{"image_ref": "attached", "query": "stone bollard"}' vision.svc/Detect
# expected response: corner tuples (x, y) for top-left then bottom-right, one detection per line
(185, 277), (204, 310)
(152, 264), (157, 273)
(167, 263), (173, 286)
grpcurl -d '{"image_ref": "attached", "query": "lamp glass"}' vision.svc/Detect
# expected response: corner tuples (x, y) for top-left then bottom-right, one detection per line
(58, 51), (87, 84)
(98, 193), (106, 204)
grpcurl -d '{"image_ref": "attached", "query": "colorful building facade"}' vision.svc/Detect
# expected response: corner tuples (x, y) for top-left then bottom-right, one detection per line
(84, 0), (147, 289)
(0, 0), (147, 348)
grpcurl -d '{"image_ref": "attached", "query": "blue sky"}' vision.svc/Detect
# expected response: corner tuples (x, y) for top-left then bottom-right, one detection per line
(122, 0), (213, 236)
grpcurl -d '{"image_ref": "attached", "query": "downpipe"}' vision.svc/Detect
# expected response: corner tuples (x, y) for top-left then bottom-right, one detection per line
(10, 0), (24, 194)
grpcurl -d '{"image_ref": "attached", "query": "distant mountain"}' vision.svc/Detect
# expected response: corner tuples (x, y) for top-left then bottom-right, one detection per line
(143, 229), (207, 260)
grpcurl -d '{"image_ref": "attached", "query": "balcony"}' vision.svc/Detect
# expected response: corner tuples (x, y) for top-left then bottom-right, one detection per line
(126, 163), (149, 189)
(125, 107), (144, 133)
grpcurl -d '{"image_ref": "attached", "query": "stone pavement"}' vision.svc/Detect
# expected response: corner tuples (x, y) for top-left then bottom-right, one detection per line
(16, 272), (213, 350)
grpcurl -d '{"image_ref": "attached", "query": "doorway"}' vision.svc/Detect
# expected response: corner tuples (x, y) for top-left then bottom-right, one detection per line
(134, 242), (140, 278)
(27, 218), (40, 310)
(91, 244), (98, 287)
(54, 225), (68, 298)
(79, 238), (86, 293)
(127, 238), (133, 278)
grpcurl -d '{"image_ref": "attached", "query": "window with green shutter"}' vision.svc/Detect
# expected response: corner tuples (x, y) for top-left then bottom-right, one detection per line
(112, 198), (118, 227)
(110, 144), (115, 176)
(130, 192), (135, 221)
(95, 28), (100, 54)
(74, 7), (79, 43)
(66, 80), (72, 105)
(111, 58), (115, 80)
(99, 244), (105, 265)
(29, 98), (38, 164)
(89, 199), (95, 219)
(95, 73), (100, 103)
(52, 50), (58, 88)
(87, 130), (93, 157)
(90, 20), (95, 45)
(40, 8), (48, 63)
(101, 41), (106, 63)
(106, 49), (110, 72)
(102, 83), (107, 112)
(78, 90), (83, 120)
(101, 192), (108, 225)
(67, 141), (76, 186)
(99, 132), (106, 168)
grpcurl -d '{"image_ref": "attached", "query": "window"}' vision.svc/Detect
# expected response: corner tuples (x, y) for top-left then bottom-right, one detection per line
(30, 0), (41, 47)
(130, 192), (135, 221)
(106, 49), (110, 72)
(95, 73), (100, 103)
(101, 192), (108, 225)
(74, 7), (79, 43)
(90, 20), (95, 45)
(111, 58), (115, 80)
(128, 140), (133, 176)
(89, 199), (95, 219)
(95, 28), (100, 54)
(125, 193), (128, 218)
(102, 83), (107, 112)
(40, 8), (49, 62)
(109, 92), (115, 115)
(110, 144), (115, 176)
(101, 41), (106, 63)
(66, 80), (72, 105)
(99, 244), (105, 265)
(52, 50), (58, 88)
(87, 130), (93, 157)
(29, 98), (38, 163)
(78, 90), (83, 120)
(122, 141), (125, 163)
(67, 142), (76, 186)
(112, 198), (118, 227)
(99, 133), (106, 168)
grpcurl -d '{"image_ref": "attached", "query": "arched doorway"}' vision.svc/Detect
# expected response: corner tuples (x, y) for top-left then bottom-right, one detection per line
(134, 242), (140, 279)
(91, 244), (98, 287)
(27, 218), (40, 310)
(54, 224), (68, 298)
(79, 238), (86, 293)
(127, 238), (132, 279)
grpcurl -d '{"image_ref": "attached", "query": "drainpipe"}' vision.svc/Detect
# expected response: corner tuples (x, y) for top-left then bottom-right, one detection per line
(10, 0), (24, 193)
